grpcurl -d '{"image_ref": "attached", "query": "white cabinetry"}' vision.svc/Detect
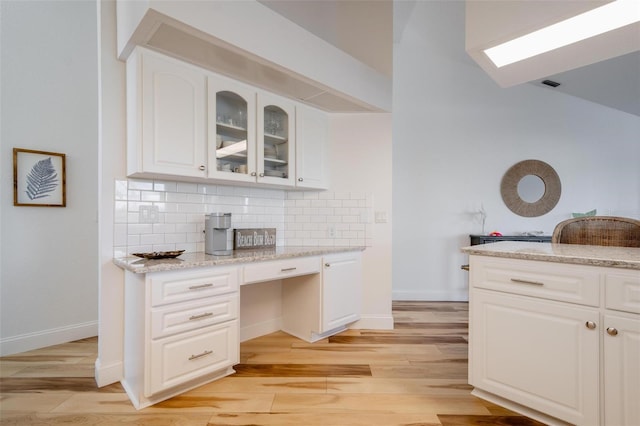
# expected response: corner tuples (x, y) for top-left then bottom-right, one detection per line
(207, 75), (296, 187)
(321, 252), (362, 331)
(127, 48), (207, 179)
(295, 104), (329, 189)
(127, 47), (328, 189)
(603, 270), (640, 426)
(469, 256), (640, 426)
(282, 251), (362, 342)
(122, 266), (239, 409)
(471, 289), (599, 425)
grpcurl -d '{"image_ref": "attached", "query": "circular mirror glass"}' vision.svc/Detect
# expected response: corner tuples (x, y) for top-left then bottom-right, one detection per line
(517, 175), (545, 203)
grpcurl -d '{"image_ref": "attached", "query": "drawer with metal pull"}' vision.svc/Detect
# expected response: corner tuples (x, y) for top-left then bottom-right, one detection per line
(470, 256), (600, 307)
(150, 293), (239, 339)
(242, 256), (321, 285)
(147, 320), (239, 396)
(605, 270), (640, 314)
(149, 266), (239, 307)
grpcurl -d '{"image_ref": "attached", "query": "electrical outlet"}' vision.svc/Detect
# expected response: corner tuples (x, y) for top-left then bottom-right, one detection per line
(375, 211), (387, 223)
(139, 205), (160, 223)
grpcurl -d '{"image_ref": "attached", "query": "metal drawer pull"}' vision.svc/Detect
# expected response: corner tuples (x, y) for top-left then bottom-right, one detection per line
(188, 350), (213, 361)
(189, 283), (213, 290)
(510, 278), (544, 286)
(281, 267), (297, 272)
(585, 321), (597, 330)
(606, 327), (619, 336)
(189, 312), (213, 321)
(325, 263), (331, 268)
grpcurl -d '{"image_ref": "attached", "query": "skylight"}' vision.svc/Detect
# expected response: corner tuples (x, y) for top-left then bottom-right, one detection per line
(484, 0), (640, 68)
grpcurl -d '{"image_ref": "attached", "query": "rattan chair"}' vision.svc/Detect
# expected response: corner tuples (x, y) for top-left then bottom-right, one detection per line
(552, 216), (640, 247)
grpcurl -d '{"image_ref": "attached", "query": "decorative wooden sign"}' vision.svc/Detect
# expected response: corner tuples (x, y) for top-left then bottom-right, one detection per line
(234, 228), (276, 249)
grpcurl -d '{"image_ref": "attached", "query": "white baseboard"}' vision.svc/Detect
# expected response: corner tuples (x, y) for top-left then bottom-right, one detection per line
(240, 318), (282, 343)
(0, 320), (98, 356)
(350, 314), (394, 330)
(95, 358), (123, 387)
(392, 290), (469, 302)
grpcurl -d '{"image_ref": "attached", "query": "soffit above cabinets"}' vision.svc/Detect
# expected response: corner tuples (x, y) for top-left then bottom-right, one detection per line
(465, 0), (640, 89)
(116, 2), (390, 113)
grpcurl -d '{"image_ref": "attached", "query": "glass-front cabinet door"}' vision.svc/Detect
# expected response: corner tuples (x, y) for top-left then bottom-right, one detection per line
(207, 76), (256, 182)
(257, 93), (295, 186)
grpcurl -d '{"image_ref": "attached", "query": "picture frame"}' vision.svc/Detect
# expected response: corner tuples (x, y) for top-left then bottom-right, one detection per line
(13, 148), (66, 207)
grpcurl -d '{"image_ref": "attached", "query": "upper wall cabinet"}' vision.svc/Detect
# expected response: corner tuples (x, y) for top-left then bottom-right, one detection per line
(127, 48), (207, 179)
(296, 105), (329, 190)
(127, 47), (328, 190)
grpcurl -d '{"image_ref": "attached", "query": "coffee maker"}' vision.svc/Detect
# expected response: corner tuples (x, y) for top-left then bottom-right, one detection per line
(205, 213), (233, 255)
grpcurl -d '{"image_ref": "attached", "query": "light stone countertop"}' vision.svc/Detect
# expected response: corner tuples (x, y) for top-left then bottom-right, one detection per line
(114, 246), (365, 274)
(461, 241), (640, 270)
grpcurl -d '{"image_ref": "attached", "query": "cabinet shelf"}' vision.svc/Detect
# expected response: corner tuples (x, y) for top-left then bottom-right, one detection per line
(217, 122), (247, 139)
(264, 133), (288, 144)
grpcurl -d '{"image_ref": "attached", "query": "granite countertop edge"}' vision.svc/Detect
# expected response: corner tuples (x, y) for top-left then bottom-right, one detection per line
(461, 241), (640, 270)
(114, 246), (366, 274)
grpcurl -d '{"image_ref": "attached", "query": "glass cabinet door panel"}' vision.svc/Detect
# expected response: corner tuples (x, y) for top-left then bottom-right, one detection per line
(216, 91), (249, 174)
(257, 93), (295, 187)
(207, 76), (255, 182)
(262, 105), (289, 180)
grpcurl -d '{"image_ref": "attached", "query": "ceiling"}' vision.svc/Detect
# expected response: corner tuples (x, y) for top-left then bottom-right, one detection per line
(261, 0), (639, 117)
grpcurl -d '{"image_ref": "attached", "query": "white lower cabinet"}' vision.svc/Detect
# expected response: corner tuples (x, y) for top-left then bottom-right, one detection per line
(471, 289), (599, 425)
(122, 266), (240, 409)
(321, 252), (362, 332)
(469, 256), (640, 426)
(603, 314), (640, 426)
(282, 251), (362, 342)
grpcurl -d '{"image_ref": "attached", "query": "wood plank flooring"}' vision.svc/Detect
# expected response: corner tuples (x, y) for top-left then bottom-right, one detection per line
(0, 301), (545, 425)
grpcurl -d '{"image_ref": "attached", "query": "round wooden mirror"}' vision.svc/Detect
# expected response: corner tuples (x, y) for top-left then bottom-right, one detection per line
(500, 160), (561, 217)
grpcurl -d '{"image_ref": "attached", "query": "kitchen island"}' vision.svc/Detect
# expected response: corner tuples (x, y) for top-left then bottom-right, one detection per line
(114, 246), (364, 409)
(462, 241), (639, 426)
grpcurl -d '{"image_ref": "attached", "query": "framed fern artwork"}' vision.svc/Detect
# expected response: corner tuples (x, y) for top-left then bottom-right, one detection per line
(13, 148), (66, 207)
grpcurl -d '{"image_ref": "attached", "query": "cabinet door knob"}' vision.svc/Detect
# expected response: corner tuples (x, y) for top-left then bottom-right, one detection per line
(324, 263), (331, 268)
(259, 173), (264, 177)
(298, 177), (303, 182)
(606, 327), (619, 336)
(251, 172), (257, 176)
(199, 165), (206, 171)
(585, 321), (597, 330)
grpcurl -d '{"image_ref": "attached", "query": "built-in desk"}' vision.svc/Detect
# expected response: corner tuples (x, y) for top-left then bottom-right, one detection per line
(113, 246), (364, 409)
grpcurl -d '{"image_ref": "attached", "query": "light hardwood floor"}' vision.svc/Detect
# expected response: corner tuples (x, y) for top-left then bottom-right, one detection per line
(0, 302), (544, 425)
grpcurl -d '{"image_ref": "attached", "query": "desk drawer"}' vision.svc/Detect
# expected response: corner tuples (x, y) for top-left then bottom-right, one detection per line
(242, 256), (321, 285)
(470, 256), (600, 307)
(147, 320), (239, 396)
(149, 266), (238, 307)
(151, 293), (239, 339)
(606, 271), (640, 314)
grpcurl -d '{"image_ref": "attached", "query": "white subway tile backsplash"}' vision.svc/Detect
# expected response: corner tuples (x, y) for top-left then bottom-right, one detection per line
(113, 178), (372, 256)
(128, 179), (153, 191)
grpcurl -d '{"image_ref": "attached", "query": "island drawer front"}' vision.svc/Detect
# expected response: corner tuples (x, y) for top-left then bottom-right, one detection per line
(147, 320), (239, 396)
(470, 257), (600, 307)
(605, 271), (640, 314)
(242, 256), (321, 285)
(149, 266), (239, 307)
(150, 294), (239, 339)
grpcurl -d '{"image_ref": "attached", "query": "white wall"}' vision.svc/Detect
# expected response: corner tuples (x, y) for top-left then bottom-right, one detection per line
(392, 1), (640, 301)
(0, 0), (99, 355)
(329, 114), (394, 328)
